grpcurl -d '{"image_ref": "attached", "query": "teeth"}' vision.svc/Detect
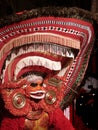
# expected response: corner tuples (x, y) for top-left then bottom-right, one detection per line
(57, 66), (70, 77)
(18, 48), (23, 55)
(14, 56), (61, 78)
(66, 50), (74, 58)
(2, 43), (76, 81)
(62, 47), (67, 57)
(43, 44), (49, 52)
(28, 46), (34, 52)
(5, 60), (9, 67)
(68, 49), (74, 58)
(11, 53), (16, 60)
(5, 43), (74, 69)
(29, 59), (33, 66)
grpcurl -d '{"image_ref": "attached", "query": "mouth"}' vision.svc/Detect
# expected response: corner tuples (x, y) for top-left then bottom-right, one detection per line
(1, 41), (79, 82)
(30, 90), (45, 99)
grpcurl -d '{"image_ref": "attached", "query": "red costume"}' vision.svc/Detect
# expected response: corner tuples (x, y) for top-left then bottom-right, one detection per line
(0, 7), (95, 130)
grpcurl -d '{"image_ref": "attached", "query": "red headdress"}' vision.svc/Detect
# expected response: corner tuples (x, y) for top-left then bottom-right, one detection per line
(0, 7), (96, 130)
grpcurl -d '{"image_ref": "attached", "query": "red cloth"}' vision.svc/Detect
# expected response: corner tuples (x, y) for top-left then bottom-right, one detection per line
(49, 108), (75, 130)
(0, 117), (24, 130)
(0, 108), (75, 130)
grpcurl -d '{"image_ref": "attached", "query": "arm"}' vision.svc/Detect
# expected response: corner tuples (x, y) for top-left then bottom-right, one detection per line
(0, 117), (25, 130)
(49, 108), (75, 130)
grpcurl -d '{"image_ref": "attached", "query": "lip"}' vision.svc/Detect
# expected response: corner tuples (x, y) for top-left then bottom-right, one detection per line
(30, 90), (46, 99)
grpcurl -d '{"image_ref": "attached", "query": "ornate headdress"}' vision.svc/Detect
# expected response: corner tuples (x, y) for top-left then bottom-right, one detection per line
(0, 7), (96, 114)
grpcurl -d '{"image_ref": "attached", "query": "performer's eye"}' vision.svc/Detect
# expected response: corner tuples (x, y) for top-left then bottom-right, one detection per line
(31, 83), (38, 87)
(40, 83), (43, 86)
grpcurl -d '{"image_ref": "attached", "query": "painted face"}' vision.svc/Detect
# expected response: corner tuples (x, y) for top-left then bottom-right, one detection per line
(25, 75), (46, 100)
(0, 7), (95, 116)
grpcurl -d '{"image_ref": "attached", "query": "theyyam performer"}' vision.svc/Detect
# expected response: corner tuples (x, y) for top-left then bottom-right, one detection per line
(0, 7), (96, 130)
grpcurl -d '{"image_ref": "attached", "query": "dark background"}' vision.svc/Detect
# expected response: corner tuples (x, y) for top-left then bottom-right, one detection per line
(0, 0), (93, 17)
